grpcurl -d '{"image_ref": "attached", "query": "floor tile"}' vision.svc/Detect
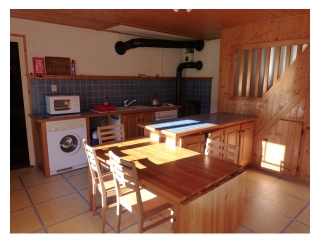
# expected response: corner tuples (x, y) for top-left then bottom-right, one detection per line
(46, 211), (103, 233)
(66, 172), (88, 191)
(27, 179), (76, 204)
(35, 193), (89, 227)
(251, 188), (308, 218)
(283, 221), (310, 233)
(61, 167), (87, 178)
(296, 204), (310, 226)
(242, 201), (292, 233)
(10, 207), (43, 233)
(10, 177), (24, 192)
(268, 178), (310, 201)
(10, 166), (310, 234)
(10, 166), (41, 178)
(245, 169), (279, 186)
(20, 171), (62, 188)
(234, 225), (254, 233)
(10, 189), (32, 212)
(244, 180), (264, 200)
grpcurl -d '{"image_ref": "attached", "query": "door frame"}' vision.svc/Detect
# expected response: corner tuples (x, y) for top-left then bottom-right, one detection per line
(10, 34), (35, 166)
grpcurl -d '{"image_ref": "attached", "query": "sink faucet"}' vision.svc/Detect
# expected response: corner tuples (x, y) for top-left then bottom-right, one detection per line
(124, 99), (137, 107)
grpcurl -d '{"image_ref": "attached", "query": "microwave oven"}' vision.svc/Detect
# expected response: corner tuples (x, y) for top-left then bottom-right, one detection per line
(45, 95), (80, 115)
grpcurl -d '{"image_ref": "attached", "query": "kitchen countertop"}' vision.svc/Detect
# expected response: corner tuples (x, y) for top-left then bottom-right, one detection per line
(29, 105), (181, 122)
(138, 112), (257, 138)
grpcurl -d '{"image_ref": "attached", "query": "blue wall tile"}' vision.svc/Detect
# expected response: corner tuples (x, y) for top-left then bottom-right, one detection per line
(30, 78), (212, 115)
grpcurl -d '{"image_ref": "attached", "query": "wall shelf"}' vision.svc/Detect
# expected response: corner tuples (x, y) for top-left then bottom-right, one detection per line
(26, 75), (212, 80)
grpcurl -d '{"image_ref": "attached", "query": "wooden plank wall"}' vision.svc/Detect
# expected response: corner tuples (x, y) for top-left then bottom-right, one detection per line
(218, 14), (310, 182)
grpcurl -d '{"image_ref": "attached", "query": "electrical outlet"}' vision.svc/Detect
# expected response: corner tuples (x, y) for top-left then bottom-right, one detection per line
(51, 85), (57, 92)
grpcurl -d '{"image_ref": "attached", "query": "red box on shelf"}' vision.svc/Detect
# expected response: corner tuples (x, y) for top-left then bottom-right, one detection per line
(93, 105), (116, 112)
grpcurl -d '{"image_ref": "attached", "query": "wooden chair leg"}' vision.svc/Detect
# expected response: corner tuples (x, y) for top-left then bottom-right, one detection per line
(101, 206), (107, 233)
(138, 216), (144, 233)
(92, 192), (97, 216)
(116, 204), (122, 233)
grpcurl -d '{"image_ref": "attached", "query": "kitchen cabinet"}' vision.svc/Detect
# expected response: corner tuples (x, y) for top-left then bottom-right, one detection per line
(208, 121), (254, 166)
(179, 134), (205, 153)
(122, 112), (155, 139)
(30, 118), (49, 176)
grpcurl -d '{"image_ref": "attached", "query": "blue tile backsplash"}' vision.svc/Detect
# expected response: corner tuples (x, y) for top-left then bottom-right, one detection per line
(30, 78), (212, 114)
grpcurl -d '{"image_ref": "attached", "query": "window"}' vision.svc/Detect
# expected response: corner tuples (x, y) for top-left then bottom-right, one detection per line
(230, 40), (309, 99)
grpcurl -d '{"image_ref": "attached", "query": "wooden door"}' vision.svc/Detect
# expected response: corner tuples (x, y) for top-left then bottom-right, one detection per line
(224, 124), (240, 147)
(180, 134), (205, 153)
(238, 121), (254, 166)
(139, 112), (155, 136)
(261, 120), (303, 177)
(224, 124), (240, 163)
(122, 113), (140, 139)
(208, 129), (224, 142)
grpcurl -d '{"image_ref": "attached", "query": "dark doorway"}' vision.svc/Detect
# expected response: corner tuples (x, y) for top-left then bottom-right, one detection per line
(10, 41), (30, 170)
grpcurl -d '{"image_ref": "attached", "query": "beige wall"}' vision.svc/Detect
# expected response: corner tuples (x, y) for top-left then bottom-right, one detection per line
(10, 17), (219, 78)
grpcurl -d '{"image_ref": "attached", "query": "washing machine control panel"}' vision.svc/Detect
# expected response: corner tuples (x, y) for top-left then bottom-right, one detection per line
(46, 118), (86, 132)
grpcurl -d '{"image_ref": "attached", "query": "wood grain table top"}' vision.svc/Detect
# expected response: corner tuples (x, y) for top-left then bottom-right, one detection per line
(94, 137), (242, 203)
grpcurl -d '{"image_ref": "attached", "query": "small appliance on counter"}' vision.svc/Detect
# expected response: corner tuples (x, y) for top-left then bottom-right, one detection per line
(46, 95), (80, 115)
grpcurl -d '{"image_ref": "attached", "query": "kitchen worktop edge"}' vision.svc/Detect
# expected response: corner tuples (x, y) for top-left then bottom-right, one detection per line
(29, 105), (181, 122)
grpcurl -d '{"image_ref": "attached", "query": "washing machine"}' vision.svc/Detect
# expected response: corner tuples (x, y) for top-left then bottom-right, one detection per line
(46, 118), (87, 176)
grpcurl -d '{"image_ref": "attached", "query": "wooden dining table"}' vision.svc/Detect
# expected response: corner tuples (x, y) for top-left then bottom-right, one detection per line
(92, 136), (246, 233)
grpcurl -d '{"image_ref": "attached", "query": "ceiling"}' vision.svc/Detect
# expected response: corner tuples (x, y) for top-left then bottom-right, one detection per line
(10, 9), (310, 40)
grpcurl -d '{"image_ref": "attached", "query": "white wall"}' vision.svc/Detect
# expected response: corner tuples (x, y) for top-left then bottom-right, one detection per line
(10, 17), (219, 78)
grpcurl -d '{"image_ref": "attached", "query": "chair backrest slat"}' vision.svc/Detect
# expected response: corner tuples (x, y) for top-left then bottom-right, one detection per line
(97, 124), (125, 145)
(109, 150), (143, 213)
(83, 139), (106, 192)
(205, 138), (239, 164)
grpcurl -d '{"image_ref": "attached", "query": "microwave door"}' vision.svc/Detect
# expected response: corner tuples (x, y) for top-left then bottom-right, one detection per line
(54, 100), (71, 111)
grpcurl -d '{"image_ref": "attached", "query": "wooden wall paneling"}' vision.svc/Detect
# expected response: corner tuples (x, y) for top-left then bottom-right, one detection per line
(277, 78), (287, 115)
(298, 14), (310, 38)
(298, 93), (310, 182)
(297, 97), (306, 119)
(246, 49), (253, 97)
(273, 46), (281, 83)
(254, 49), (262, 97)
(218, 14), (310, 181)
(280, 120), (290, 174)
(291, 122), (303, 177)
(238, 49), (245, 96)
(254, 83), (309, 143)
(266, 91), (276, 123)
(262, 47), (271, 95)
(285, 45), (292, 69)
(283, 122), (296, 176)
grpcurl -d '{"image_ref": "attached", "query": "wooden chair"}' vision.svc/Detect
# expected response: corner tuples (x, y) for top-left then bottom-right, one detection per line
(205, 138), (239, 164)
(83, 139), (117, 233)
(109, 150), (174, 233)
(97, 124), (125, 145)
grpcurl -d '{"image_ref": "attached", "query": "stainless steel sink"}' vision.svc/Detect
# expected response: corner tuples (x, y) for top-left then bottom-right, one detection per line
(115, 105), (148, 110)
(127, 106), (149, 109)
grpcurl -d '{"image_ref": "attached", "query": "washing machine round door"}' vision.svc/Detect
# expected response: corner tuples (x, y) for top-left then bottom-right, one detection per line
(58, 134), (81, 155)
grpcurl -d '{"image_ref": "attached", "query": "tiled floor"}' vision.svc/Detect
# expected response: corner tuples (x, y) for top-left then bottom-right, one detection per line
(10, 166), (310, 234)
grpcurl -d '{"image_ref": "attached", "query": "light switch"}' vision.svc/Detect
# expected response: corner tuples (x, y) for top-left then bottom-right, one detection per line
(51, 85), (57, 92)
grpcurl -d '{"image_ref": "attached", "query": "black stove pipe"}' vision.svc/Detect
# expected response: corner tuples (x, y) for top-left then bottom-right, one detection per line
(176, 61), (203, 105)
(115, 38), (204, 55)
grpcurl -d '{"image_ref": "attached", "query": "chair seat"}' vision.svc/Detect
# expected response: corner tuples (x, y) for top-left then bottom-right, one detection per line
(120, 189), (172, 217)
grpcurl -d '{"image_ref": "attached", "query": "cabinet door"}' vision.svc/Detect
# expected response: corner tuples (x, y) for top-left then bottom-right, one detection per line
(122, 113), (140, 139)
(224, 124), (240, 147)
(238, 121), (254, 166)
(223, 124), (240, 163)
(180, 134), (205, 153)
(208, 129), (224, 141)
